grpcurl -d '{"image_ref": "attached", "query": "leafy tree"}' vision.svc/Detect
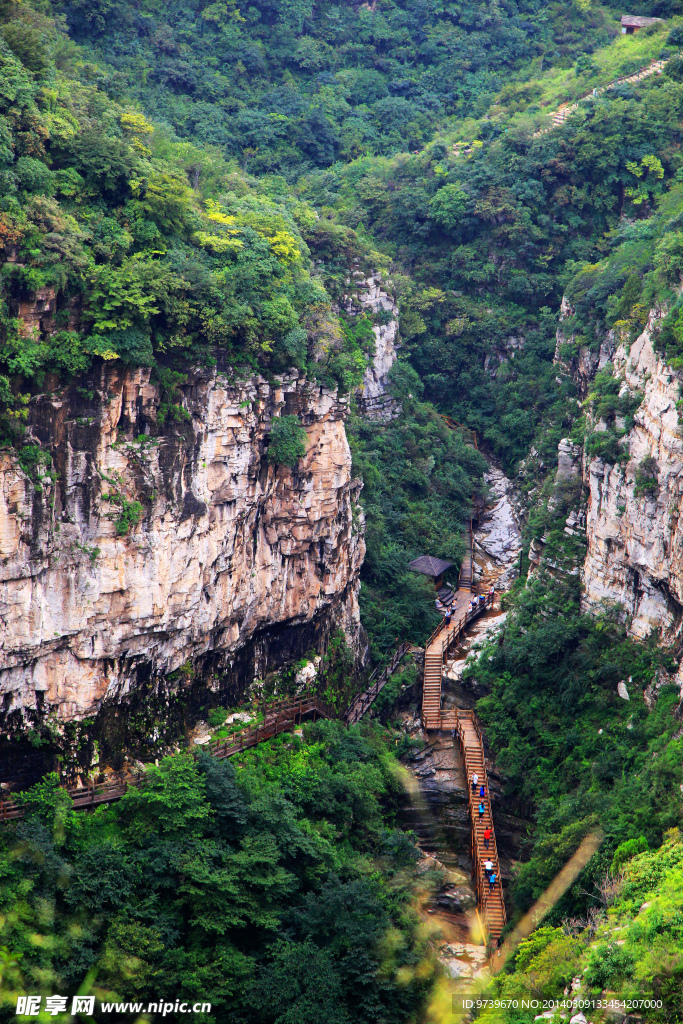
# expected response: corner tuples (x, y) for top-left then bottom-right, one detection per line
(428, 183), (468, 232)
(267, 415), (307, 467)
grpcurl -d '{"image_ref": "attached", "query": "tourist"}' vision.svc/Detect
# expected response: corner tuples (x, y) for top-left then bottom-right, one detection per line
(484, 827), (491, 850)
(489, 872), (496, 892)
(478, 801), (485, 819)
(484, 858), (493, 879)
(445, 608), (451, 625)
(489, 585), (495, 604)
(479, 784), (486, 799)
(471, 772), (479, 792)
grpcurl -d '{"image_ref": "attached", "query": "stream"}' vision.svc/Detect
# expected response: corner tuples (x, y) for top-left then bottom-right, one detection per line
(398, 463), (525, 1007)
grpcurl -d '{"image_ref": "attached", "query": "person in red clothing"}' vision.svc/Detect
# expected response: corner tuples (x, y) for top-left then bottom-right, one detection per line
(483, 827), (491, 850)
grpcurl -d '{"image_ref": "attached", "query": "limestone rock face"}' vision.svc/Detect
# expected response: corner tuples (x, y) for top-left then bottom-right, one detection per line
(476, 467), (522, 589)
(344, 271), (401, 422)
(554, 295), (615, 397)
(582, 313), (683, 638)
(0, 366), (366, 723)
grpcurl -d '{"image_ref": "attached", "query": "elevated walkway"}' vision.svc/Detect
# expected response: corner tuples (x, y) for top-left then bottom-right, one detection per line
(457, 711), (506, 944)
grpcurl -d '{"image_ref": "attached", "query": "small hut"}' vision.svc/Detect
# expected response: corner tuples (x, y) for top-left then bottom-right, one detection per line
(621, 14), (663, 34)
(408, 555), (453, 594)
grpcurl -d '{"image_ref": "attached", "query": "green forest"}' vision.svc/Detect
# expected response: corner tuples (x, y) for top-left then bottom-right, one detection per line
(2, 0), (683, 1019)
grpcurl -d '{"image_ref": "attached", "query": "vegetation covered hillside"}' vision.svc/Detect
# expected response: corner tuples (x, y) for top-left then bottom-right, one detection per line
(2, 0), (683, 1018)
(0, 722), (437, 1022)
(478, 828), (683, 1020)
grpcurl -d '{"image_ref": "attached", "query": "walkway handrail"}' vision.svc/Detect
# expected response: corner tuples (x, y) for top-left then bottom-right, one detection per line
(343, 640), (412, 725)
(0, 652), (421, 822)
(457, 710), (507, 942)
(537, 56), (670, 137)
(440, 414), (477, 448)
(0, 694), (337, 822)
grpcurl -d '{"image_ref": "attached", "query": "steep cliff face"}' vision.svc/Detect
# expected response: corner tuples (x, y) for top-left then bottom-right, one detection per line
(581, 313), (683, 640)
(344, 270), (401, 422)
(0, 366), (366, 729)
(554, 296), (615, 397)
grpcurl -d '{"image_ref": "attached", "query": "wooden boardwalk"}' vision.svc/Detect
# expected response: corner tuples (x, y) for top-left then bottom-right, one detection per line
(0, 581), (507, 943)
(417, 511), (506, 943)
(458, 519), (474, 590)
(343, 641), (414, 725)
(457, 711), (506, 943)
(0, 695), (335, 822)
(0, 648), (418, 821)
(422, 591), (492, 730)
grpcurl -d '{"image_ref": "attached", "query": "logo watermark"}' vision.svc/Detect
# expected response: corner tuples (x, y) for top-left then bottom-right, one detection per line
(16, 997), (211, 1017)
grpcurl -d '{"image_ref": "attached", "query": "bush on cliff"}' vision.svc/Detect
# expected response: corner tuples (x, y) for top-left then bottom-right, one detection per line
(267, 414), (307, 468)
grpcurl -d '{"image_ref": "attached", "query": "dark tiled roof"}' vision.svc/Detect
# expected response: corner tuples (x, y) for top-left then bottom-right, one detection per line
(621, 14), (663, 26)
(408, 555), (453, 577)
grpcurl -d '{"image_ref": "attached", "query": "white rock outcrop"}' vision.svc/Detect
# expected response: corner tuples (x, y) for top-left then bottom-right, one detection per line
(344, 271), (401, 422)
(0, 365), (366, 723)
(476, 467), (522, 588)
(582, 312), (683, 638)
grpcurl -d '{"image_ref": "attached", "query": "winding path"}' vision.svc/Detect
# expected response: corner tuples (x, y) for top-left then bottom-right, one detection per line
(536, 57), (668, 135)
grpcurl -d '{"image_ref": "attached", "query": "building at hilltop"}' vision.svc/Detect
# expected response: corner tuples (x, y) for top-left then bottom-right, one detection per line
(621, 14), (663, 33)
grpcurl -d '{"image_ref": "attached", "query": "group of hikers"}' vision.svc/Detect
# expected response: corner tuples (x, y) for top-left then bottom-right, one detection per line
(439, 584), (495, 626)
(471, 772), (497, 893)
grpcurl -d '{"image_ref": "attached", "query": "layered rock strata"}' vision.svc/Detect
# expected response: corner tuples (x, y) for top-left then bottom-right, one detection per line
(0, 365), (366, 726)
(581, 314), (683, 639)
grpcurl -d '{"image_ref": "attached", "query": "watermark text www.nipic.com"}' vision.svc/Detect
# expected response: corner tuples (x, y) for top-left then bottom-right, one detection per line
(16, 997), (212, 1016)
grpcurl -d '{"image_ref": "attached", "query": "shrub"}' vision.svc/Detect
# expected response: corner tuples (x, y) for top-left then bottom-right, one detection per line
(208, 708), (228, 728)
(267, 415), (307, 468)
(17, 443), (51, 480)
(585, 429), (626, 464)
(634, 455), (659, 497)
(611, 836), (648, 875)
(114, 497), (144, 536)
(585, 941), (634, 989)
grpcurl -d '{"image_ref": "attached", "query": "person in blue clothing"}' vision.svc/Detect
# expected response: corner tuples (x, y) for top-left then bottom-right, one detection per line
(489, 872), (496, 892)
(479, 784), (485, 799)
(478, 801), (485, 819)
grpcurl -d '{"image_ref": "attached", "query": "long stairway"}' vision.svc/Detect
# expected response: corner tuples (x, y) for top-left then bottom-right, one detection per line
(457, 711), (506, 944)
(538, 57), (668, 135)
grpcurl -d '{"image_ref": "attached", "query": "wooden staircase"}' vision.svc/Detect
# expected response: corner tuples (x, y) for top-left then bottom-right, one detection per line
(457, 710), (506, 944)
(423, 641), (445, 730)
(458, 519), (474, 590)
(421, 587), (492, 732)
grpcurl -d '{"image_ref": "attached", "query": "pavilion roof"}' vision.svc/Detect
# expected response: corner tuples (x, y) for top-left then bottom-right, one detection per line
(408, 555), (453, 578)
(621, 14), (662, 26)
